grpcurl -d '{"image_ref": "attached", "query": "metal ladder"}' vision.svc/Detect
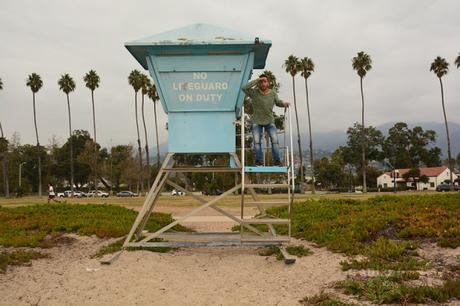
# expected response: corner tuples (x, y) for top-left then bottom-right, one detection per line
(238, 105), (295, 244)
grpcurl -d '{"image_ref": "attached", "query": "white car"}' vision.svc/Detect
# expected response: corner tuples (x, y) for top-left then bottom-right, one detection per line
(171, 189), (185, 196)
(87, 190), (109, 198)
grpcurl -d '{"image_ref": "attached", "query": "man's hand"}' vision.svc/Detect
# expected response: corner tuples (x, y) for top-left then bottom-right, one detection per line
(283, 102), (290, 108)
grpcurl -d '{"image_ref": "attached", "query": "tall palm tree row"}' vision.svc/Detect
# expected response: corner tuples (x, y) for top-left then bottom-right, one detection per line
(352, 51), (373, 193)
(147, 82), (161, 169)
(299, 57), (316, 194)
(283, 55), (304, 187)
(58, 74), (76, 195)
(430, 56), (454, 190)
(0, 77), (8, 198)
(140, 73), (151, 188)
(128, 70), (144, 194)
(26, 73), (43, 197)
(83, 70), (100, 190)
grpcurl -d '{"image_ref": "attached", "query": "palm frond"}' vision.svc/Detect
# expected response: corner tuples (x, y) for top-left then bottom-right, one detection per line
(299, 57), (315, 79)
(58, 74), (76, 94)
(430, 56), (449, 78)
(283, 55), (300, 77)
(352, 51), (372, 78)
(83, 70), (100, 91)
(26, 73), (43, 93)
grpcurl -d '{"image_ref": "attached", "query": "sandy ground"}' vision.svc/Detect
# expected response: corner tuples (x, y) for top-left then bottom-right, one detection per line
(1, 201), (458, 305)
(0, 233), (348, 306)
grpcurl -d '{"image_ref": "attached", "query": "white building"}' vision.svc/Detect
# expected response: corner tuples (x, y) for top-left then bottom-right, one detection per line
(377, 166), (458, 191)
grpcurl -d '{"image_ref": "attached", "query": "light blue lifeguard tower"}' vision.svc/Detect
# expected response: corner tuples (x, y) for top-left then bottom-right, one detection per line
(122, 24), (295, 261)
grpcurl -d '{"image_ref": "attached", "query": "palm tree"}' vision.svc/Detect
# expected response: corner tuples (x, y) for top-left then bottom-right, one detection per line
(352, 51), (372, 193)
(147, 82), (161, 169)
(430, 56), (454, 190)
(455, 53), (460, 69)
(0, 77), (8, 198)
(299, 57), (316, 194)
(83, 70), (100, 191)
(140, 73), (151, 188)
(283, 55), (304, 187)
(0, 77), (3, 138)
(128, 70), (143, 193)
(58, 74), (76, 195)
(26, 73), (43, 197)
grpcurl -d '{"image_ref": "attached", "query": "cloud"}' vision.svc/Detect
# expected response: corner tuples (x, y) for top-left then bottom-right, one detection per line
(0, 0), (459, 150)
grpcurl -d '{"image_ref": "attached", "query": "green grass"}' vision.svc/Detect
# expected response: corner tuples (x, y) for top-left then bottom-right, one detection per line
(338, 274), (460, 304)
(0, 250), (49, 273)
(340, 237), (430, 271)
(263, 194), (460, 271)
(299, 292), (356, 306)
(286, 245), (313, 257)
(0, 203), (189, 248)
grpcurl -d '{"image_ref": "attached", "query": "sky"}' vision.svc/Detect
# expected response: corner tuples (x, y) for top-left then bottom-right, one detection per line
(0, 0), (459, 150)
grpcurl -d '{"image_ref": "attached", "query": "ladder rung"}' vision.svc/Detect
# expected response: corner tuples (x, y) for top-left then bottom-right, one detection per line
(245, 184), (290, 188)
(244, 166), (289, 173)
(241, 218), (290, 225)
(245, 201), (290, 206)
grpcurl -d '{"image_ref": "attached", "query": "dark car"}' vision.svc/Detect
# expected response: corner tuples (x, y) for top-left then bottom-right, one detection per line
(116, 191), (138, 197)
(436, 184), (459, 192)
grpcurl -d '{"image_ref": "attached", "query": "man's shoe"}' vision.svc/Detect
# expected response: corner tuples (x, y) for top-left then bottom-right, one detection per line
(273, 160), (282, 166)
(255, 161), (264, 166)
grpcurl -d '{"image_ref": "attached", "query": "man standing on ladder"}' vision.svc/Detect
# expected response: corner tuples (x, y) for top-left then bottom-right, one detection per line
(242, 74), (290, 166)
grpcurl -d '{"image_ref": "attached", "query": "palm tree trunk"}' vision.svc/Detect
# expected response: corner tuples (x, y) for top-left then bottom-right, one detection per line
(360, 77), (367, 193)
(91, 90), (98, 192)
(134, 91), (143, 194)
(304, 78), (315, 194)
(439, 78), (454, 190)
(291, 76), (304, 189)
(141, 94), (150, 188)
(2, 153), (8, 198)
(153, 102), (160, 169)
(67, 93), (74, 195)
(32, 92), (42, 197)
(0, 122), (3, 138)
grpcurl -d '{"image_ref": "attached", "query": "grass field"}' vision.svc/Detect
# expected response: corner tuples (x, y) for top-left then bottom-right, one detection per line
(1, 191), (459, 304)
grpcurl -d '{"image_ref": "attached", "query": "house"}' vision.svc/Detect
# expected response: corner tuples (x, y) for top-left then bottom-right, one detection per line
(377, 166), (458, 191)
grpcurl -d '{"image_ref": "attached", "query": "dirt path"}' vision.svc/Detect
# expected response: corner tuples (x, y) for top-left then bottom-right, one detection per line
(0, 232), (348, 306)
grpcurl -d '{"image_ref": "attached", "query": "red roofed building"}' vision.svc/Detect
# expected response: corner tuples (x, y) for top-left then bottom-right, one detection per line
(377, 166), (458, 190)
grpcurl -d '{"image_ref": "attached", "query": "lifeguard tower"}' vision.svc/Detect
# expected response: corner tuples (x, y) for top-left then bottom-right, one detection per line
(122, 24), (295, 258)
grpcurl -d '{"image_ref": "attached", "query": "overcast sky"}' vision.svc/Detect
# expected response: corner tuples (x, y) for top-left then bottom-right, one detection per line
(1, 0), (459, 150)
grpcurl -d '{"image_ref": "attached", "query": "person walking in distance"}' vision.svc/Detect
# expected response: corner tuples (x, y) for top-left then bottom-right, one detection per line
(47, 183), (60, 203)
(241, 74), (290, 166)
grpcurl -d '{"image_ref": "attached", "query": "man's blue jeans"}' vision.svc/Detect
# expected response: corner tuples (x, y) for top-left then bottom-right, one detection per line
(252, 123), (281, 164)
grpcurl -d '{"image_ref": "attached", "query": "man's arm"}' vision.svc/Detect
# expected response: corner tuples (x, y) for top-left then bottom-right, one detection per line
(274, 93), (289, 108)
(241, 79), (259, 99)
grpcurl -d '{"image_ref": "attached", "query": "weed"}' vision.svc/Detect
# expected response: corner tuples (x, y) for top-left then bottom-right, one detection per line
(258, 246), (283, 261)
(0, 250), (48, 273)
(338, 274), (460, 304)
(341, 238), (429, 271)
(286, 245), (313, 257)
(299, 291), (356, 306)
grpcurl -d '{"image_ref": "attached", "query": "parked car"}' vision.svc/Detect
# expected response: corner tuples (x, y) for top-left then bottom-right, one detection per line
(87, 190), (109, 198)
(436, 184), (460, 192)
(116, 191), (138, 197)
(57, 192), (65, 198)
(63, 190), (87, 198)
(171, 189), (185, 196)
